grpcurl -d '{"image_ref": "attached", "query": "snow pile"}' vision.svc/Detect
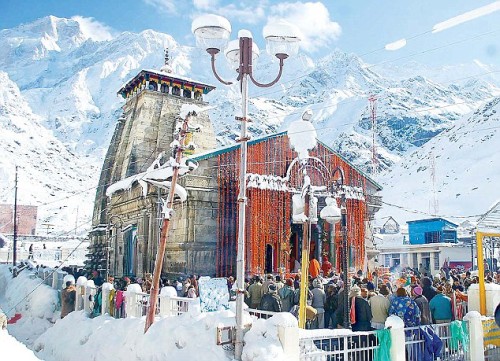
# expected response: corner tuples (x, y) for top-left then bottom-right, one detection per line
(1, 264), (295, 361)
(34, 308), (239, 361)
(287, 110), (317, 159)
(0, 265), (59, 347)
(242, 313), (296, 361)
(0, 329), (43, 361)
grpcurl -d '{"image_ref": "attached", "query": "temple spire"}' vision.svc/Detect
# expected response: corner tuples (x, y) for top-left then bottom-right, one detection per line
(160, 47), (173, 73)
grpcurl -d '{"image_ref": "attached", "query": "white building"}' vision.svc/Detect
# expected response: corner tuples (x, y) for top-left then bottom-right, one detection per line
(377, 242), (472, 274)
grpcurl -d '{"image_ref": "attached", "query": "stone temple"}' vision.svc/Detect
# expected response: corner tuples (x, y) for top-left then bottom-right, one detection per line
(88, 59), (382, 279)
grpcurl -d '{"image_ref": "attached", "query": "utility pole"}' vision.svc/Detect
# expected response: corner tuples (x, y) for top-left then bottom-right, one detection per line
(144, 111), (197, 333)
(13, 166), (18, 266)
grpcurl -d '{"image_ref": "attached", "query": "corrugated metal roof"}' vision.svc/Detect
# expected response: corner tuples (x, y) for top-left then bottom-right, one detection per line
(189, 131), (382, 191)
(477, 201), (500, 233)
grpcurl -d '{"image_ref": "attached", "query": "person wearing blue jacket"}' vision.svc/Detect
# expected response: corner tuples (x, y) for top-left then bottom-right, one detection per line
(429, 286), (453, 323)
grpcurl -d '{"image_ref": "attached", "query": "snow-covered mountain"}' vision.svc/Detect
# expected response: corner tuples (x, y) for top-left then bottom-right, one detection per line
(377, 96), (500, 225)
(1, 15), (499, 232)
(0, 71), (98, 234)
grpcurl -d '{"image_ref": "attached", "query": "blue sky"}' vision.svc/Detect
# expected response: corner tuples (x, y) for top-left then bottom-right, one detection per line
(1, 0), (499, 67)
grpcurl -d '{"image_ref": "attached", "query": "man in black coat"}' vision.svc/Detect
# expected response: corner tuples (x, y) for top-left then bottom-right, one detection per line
(420, 277), (437, 303)
(259, 283), (282, 313)
(350, 286), (372, 331)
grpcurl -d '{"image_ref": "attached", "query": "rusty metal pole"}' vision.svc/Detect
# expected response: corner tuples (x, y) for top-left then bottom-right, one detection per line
(144, 114), (191, 333)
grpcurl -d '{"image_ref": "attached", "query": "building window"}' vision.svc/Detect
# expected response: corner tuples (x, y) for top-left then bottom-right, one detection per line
(413, 253), (418, 268)
(425, 231), (441, 243)
(384, 254), (391, 267)
(443, 230), (456, 243)
(434, 253), (440, 270)
(391, 253), (400, 268)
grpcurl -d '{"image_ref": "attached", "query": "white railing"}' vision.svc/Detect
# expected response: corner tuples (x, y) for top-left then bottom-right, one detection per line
(247, 308), (279, 320)
(159, 296), (199, 317)
(299, 329), (381, 361)
(404, 322), (470, 361)
(117, 289), (199, 318)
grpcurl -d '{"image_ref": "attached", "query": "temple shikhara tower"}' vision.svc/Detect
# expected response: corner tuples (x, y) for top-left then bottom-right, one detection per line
(89, 51), (382, 279)
(89, 51), (218, 276)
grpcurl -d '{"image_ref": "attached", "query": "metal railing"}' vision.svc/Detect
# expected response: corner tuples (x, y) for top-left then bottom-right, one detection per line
(299, 330), (380, 361)
(485, 345), (500, 361)
(161, 296), (199, 316)
(126, 293), (198, 318)
(405, 322), (470, 361)
(246, 308), (279, 320)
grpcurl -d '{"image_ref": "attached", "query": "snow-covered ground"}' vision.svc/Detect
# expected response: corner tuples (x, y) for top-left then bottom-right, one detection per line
(0, 237), (89, 267)
(0, 264), (293, 361)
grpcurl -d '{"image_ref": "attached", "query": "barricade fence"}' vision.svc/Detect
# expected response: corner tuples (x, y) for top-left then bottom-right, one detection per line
(247, 308), (278, 320)
(404, 322), (470, 361)
(21, 267), (493, 361)
(299, 330), (380, 361)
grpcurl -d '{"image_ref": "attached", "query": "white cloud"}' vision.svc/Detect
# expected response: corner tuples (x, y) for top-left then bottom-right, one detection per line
(432, 1), (500, 33)
(142, 0), (177, 15)
(208, 1), (267, 25)
(267, 2), (341, 53)
(385, 38), (407, 51)
(193, 0), (219, 10)
(71, 16), (115, 41)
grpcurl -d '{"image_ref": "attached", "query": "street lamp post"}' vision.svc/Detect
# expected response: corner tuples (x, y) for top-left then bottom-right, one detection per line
(192, 14), (300, 360)
(331, 168), (350, 329)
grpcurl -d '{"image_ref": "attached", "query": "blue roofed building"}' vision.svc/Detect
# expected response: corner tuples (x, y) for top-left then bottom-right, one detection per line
(407, 218), (458, 245)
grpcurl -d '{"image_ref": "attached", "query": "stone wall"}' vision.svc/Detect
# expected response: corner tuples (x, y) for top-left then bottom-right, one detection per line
(90, 86), (219, 278)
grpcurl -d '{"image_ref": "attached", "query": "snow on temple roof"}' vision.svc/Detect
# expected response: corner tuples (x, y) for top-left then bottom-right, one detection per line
(287, 110), (317, 159)
(117, 69), (216, 98)
(189, 131), (382, 191)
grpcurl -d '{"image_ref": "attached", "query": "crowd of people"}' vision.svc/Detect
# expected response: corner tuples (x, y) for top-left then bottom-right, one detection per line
(241, 261), (500, 330)
(12, 257), (500, 330)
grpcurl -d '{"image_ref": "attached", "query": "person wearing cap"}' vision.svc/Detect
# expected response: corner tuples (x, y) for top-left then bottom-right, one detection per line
(311, 278), (326, 328)
(248, 276), (264, 309)
(412, 286), (431, 325)
(262, 274), (275, 295)
(369, 284), (390, 330)
(429, 286), (452, 324)
(259, 283), (282, 313)
(349, 285), (372, 331)
(278, 278), (295, 312)
(61, 280), (76, 319)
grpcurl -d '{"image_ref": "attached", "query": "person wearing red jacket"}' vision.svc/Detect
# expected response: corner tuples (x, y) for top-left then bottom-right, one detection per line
(321, 255), (332, 277)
